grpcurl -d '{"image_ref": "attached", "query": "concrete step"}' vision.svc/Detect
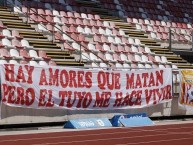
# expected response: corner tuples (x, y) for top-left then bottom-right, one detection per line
(46, 50), (70, 55)
(20, 34), (47, 39)
(142, 42), (161, 46)
(30, 44), (61, 49)
(153, 51), (174, 55)
(7, 25), (34, 30)
(56, 61), (84, 66)
(114, 23), (133, 27)
(50, 55), (75, 60)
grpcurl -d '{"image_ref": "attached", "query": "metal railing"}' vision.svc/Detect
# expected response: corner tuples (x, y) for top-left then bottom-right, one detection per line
(1, 1), (185, 75)
(3, 0), (112, 69)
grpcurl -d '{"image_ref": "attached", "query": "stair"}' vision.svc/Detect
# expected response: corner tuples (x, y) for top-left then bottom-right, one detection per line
(19, 31), (48, 40)
(3, 21), (34, 30)
(0, 7), (84, 67)
(75, 0), (193, 69)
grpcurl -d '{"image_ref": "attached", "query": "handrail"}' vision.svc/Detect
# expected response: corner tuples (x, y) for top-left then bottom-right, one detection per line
(6, 0), (111, 67)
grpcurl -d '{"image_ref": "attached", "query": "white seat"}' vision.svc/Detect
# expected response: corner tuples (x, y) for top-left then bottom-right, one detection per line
(29, 50), (42, 60)
(84, 27), (93, 35)
(13, 6), (23, 15)
(144, 19), (151, 25)
(135, 38), (144, 46)
(38, 24), (49, 32)
(172, 64), (178, 69)
(21, 39), (34, 49)
(145, 63), (152, 68)
(150, 32), (161, 40)
(88, 43), (99, 52)
(81, 13), (88, 19)
(115, 37), (123, 44)
(103, 44), (114, 53)
(0, 60), (7, 64)
(161, 56), (171, 63)
(30, 61), (39, 66)
(9, 60), (19, 64)
(145, 46), (154, 54)
(2, 29), (14, 39)
(131, 45), (140, 54)
(128, 38), (135, 45)
(2, 38), (15, 49)
(99, 27), (106, 35)
(103, 21), (111, 28)
(72, 42), (80, 50)
(141, 55), (152, 63)
(82, 52), (90, 61)
(77, 26), (85, 33)
(106, 28), (113, 36)
(136, 24), (142, 30)
(147, 25), (154, 32)
(119, 30), (125, 36)
(155, 55), (162, 63)
(187, 24), (192, 29)
(161, 21), (167, 26)
(54, 24), (62, 31)
(159, 64), (165, 68)
(115, 63), (123, 69)
(108, 36), (116, 44)
(123, 63), (130, 71)
(185, 35), (191, 41)
(91, 62), (99, 69)
(89, 53), (101, 62)
(100, 62), (108, 68)
(138, 63), (145, 69)
(105, 53), (116, 62)
(53, 17), (62, 25)
(39, 61), (48, 66)
(151, 32), (158, 39)
(133, 18), (138, 24)
(53, 10), (62, 18)
(62, 34), (73, 42)
(135, 54), (142, 62)
(120, 53), (130, 63)
(10, 49), (22, 59)
(180, 29), (187, 34)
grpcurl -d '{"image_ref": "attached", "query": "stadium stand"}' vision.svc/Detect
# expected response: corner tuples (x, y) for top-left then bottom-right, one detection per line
(2, 0), (192, 69)
(0, 0), (192, 125)
(74, 0), (193, 69)
(0, 1), (85, 66)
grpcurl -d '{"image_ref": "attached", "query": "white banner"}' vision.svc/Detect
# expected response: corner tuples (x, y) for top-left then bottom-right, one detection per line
(0, 64), (173, 110)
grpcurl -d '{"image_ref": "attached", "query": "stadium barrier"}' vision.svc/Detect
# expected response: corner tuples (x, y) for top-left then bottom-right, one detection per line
(112, 113), (154, 127)
(64, 118), (112, 129)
